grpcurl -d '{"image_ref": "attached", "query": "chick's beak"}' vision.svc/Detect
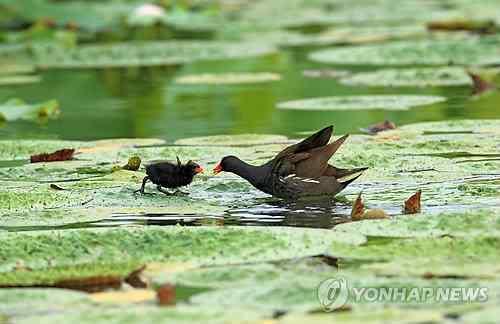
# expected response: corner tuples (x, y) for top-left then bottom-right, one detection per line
(194, 166), (204, 174)
(213, 163), (223, 174)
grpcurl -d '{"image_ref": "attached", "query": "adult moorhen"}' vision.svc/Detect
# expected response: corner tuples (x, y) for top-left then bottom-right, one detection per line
(213, 126), (366, 200)
(135, 157), (204, 195)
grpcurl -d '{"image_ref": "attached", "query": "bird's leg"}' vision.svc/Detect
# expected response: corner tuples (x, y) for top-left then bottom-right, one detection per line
(157, 185), (173, 195)
(134, 176), (150, 194)
(173, 190), (189, 196)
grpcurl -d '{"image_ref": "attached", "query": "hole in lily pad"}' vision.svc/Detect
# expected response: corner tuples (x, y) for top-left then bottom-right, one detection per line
(277, 95), (446, 111)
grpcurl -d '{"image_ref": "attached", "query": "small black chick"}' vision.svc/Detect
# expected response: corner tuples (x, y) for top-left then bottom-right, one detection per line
(135, 157), (204, 195)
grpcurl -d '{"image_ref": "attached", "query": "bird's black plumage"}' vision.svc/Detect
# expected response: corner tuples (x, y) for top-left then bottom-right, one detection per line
(135, 157), (203, 195)
(213, 126), (366, 200)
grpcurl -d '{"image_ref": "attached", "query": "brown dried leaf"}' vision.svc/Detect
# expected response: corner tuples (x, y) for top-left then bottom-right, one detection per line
(467, 71), (496, 96)
(30, 148), (75, 163)
(157, 283), (176, 306)
(124, 265), (148, 288)
(360, 120), (396, 135)
(404, 190), (422, 214)
(427, 19), (496, 34)
(54, 275), (122, 293)
(350, 193), (365, 220)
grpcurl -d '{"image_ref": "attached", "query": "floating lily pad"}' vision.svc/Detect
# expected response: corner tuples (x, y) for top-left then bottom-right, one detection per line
(277, 95), (446, 111)
(309, 36), (500, 66)
(0, 226), (364, 285)
(335, 209), (500, 239)
(33, 41), (277, 69)
(0, 75), (41, 86)
(0, 99), (59, 122)
(174, 72), (281, 85)
(175, 134), (289, 146)
(340, 67), (472, 87)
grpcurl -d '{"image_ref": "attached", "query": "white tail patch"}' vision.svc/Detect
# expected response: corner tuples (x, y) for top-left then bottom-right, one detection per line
(338, 170), (365, 183)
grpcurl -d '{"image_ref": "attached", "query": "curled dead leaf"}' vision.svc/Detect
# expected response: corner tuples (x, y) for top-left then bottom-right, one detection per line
(350, 193), (365, 220)
(122, 155), (142, 171)
(360, 120), (396, 135)
(467, 71), (496, 96)
(30, 148), (75, 163)
(157, 283), (176, 306)
(124, 265), (148, 288)
(427, 19), (496, 34)
(404, 190), (422, 214)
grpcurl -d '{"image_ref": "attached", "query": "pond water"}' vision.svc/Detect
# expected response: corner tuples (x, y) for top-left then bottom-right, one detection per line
(1, 49), (499, 142)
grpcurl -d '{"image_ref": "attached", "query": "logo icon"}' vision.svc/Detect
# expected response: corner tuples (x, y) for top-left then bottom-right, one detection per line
(317, 277), (349, 311)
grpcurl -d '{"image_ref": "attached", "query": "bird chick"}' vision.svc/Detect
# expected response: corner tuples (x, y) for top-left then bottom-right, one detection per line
(135, 157), (203, 195)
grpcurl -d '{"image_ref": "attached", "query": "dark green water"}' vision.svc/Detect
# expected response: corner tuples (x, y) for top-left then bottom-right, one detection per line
(1, 49), (499, 141)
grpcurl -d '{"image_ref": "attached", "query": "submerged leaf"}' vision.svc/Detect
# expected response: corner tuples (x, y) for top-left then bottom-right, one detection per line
(404, 190), (422, 214)
(30, 149), (75, 163)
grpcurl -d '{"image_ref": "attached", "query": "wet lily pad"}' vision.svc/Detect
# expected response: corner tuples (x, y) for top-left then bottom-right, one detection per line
(335, 209), (500, 239)
(277, 95), (446, 111)
(340, 67), (472, 87)
(309, 36), (500, 66)
(33, 41), (277, 69)
(0, 99), (60, 122)
(174, 72), (281, 85)
(0, 226), (365, 285)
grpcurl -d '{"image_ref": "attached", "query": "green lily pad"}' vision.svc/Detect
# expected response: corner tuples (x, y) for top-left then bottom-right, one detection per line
(33, 41), (277, 69)
(0, 99), (59, 122)
(277, 95), (446, 111)
(174, 134), (289, 146)
(339, 67), (472, 87)
(174, 72), (281, 85)
(0, 225), (365, 285)
(330, 235), (500, 278)
(309, 36), (500, 66)
(335, 209), (500, 239)
(0, 75), (41, 86)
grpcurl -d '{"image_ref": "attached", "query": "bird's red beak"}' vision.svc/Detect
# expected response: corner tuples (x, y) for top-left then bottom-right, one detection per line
(194, 166), (204, 174)
(213, 163), (223, 174)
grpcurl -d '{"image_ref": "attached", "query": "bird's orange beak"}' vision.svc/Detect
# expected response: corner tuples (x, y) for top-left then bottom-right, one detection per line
(194, 166), (204, 174)
(213, 163), (223, 174)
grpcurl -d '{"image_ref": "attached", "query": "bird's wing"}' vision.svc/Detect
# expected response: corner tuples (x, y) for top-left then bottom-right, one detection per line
(276, 174), (346, 198)
(292, 134), (349, 178)
(273, 125), (333, 162)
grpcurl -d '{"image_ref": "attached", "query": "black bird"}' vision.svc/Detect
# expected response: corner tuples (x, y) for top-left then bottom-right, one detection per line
(213, 126), (366, 200)
(136, 157), (204, 195)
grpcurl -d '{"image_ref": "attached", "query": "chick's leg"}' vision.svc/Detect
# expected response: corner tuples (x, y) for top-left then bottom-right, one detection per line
(134, 176), (150, 194)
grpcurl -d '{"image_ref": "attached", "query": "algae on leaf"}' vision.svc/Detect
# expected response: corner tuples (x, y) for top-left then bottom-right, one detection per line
(277, 95), (446, 111)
